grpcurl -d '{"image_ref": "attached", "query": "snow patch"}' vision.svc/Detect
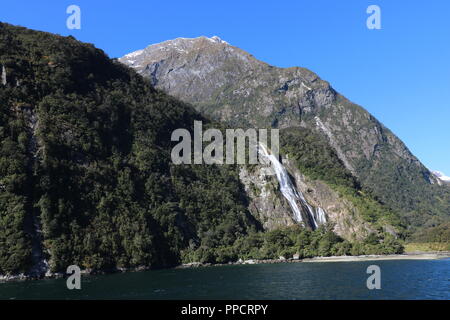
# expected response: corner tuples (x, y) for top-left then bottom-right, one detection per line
(209, 35), (228, 44)
(301, 82), (312, 91)
(432, 171), (450, 182)
(123, 49), (144, 59)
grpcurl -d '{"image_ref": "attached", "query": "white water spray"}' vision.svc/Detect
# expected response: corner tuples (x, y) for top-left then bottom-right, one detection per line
(258, 143), (327, 229)
(314, 207), (327, 226)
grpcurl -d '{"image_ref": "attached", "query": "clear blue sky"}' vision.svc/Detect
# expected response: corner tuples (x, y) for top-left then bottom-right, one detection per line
(1, 0), (449, 174)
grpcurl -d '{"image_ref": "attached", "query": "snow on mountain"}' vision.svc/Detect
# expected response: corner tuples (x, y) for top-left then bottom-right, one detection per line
(432, 171), (450, 183)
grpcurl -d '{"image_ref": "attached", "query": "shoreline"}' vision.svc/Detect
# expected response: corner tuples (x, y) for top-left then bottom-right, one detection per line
(1, 251), (449, 283)
(177, 251), (450, 268)
(301, 251), (450, 263)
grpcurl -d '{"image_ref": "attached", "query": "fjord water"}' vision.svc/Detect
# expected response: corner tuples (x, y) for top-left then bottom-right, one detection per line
(1, 259), (449, 300)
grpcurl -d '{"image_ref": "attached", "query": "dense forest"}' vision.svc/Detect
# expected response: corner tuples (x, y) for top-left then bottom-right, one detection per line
(0, 23), (407, 276)
(0, 23), (262, 274)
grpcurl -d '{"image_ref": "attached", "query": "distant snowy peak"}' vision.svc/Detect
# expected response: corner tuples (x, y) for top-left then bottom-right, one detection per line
(123, 49), (144, 59)
(119, 36), (230, 68)
(122, 36), (228, 58)
(432, 171), (450, 183)
(160, 35), (228, 46)
(209, 35), (228, 44)
(121, 49), (145, 66)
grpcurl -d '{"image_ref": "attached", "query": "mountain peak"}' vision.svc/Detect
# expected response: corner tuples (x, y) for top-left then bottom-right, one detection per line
(118, 35), (237, 69)
(162, 35), (228, 44)
(155, 35), (229, 47)
(118, 35), (269, 93)
(209, 35), (227, 44)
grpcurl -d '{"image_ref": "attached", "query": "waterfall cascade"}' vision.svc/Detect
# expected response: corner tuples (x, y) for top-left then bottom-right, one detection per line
(258, 143), (327, 229)
(314, 207), (327, 226)
(1, 65), (6, 85)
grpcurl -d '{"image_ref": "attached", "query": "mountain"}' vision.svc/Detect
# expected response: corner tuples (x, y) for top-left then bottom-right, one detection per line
(0, 24), (410, 278)
(119, 36), (450, 231)
(119, 37), (408, 241)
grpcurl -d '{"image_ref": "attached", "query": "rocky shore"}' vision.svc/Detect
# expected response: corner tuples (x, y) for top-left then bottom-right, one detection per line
(0, 265), (151, 283)
(176, 251), (450, 268)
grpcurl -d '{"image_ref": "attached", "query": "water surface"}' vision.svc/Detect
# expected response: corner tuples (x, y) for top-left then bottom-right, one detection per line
(1, 258), (449, 299)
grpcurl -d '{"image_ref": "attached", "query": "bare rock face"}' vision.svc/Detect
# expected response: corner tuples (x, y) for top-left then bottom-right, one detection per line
(120, 36), (259, 107)
(239, 165), (296, 231)
(284, 159), (373, 240)
(120, 36), (450, 227)
(119, 36), (328, 128)
(239, 157), (374, 241)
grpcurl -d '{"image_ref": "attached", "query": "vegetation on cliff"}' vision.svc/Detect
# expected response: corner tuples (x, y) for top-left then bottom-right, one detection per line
(280, 127), (404, 230)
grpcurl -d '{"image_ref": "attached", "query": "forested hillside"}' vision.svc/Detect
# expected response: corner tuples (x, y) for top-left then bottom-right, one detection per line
(0, 23), (406, 277)
(0, 23), (259, 274)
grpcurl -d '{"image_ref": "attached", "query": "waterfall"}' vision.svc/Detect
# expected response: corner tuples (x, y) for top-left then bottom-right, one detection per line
(315, 207), (327, 226)
(1, 65), (6, 85)
(258, 143), (327, 229)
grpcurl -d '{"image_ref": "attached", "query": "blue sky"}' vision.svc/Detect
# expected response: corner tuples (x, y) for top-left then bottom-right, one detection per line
(1, 0), (449, 174)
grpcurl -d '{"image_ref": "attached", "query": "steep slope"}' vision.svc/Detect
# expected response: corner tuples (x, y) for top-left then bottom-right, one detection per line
(120, 36), (450, 231)
(0, 24), (258, 276)
(239, 126), (403, 240)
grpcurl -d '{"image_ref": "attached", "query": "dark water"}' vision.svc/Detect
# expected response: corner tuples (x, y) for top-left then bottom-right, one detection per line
(1, 259), (449, 300)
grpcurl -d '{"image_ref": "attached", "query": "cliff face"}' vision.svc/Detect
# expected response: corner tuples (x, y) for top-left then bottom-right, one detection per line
(120, 36), (450, 229)
(239, 158), (374, 241)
